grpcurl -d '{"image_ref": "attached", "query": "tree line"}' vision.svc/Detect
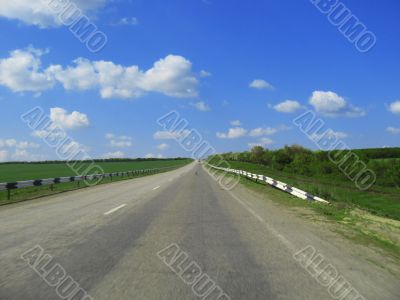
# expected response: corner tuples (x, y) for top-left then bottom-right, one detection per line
(210, 145), (400, 188)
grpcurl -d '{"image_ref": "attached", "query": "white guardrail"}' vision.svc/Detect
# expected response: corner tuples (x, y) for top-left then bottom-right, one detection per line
(207, 164), (330, 204)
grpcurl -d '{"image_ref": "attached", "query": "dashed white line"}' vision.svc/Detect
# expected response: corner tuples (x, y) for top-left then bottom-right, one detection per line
(104, 204), (127, 216)
(153, 186), (160, 190)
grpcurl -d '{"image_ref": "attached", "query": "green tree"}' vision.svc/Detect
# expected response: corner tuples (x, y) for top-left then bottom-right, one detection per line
(251, 146), (264, 163)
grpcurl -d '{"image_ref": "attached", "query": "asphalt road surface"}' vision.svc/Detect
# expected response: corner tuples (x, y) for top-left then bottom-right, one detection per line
(0, 162), (399, 300)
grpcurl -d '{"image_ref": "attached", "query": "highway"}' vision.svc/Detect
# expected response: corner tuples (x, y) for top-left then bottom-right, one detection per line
(0, 162), (399, 300)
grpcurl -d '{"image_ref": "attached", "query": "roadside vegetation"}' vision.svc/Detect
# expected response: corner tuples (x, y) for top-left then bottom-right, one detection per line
(209, 146), (400, 220)
(0, 158), (192, 205)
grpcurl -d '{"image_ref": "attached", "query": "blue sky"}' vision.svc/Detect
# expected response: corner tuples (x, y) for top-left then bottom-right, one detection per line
(0, 0), (399, 161)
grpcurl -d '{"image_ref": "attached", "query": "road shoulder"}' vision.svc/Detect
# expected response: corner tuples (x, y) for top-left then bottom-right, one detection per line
(213, 172), (400, 299)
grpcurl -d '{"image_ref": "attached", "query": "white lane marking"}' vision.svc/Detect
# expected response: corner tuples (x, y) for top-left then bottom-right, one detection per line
(153, 186), (160, 190)
(227, 190), (295, 252)
(104, 204), (127, 216)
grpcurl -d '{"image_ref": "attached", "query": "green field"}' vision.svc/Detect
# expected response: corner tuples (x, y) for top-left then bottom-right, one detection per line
(0, 159), (192, 205)
(0, 159), (191, 183)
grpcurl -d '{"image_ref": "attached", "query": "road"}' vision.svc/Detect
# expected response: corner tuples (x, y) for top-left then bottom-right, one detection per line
(0, 162), (399, 299)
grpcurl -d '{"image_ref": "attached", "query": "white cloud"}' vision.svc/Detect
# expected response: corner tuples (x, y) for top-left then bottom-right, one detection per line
(386, 127), (400, 134)
(216, 127), (248, 139)
(0, 47), (199, 99)
(0, 47), (54, 92)
(50, 107), (90, 130)
(199, 70), (211, 77)
(249, 79), (274, 90)
(53, 54), (199, 99)
(230, 120), (241, 126)
(102, 151), (125, 159)
(248, 137), (273, 148)
(249, 127), (278, 137)
(0, 0), (107, 28)
(145, 153), (164, 159)
(389, 101), (400, 115)
(309, 91), (365, 117)
(60, 141), (90, 158)
(217, 125), (289, 140)
(274, 100), (302, 113)
(157, 143), (169, 151)
(153, 130), (190, 140)
(31, 107), (87, 141)
(0, 150), (8, 162)
(110, 140), (132, 148)
(0, 139), (41, 161)
(191, 101), (210, 111)
(11, 149), (32, 160)
(115, 17), (139, 26)
(105, 133), (132, 148)
(311, 129), (348, 141)
(32, 129), (66, 140)
(0, 138), (39, 149)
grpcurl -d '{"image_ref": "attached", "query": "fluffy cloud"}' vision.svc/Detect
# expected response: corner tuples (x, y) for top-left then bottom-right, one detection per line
(60, 141), (90, 159)
(311, 129), (348, 141)
(309, 91), (365, 117)
(145, 153), (164, 159)
(157, 143), (169, 151)
(274, 100), (302, 113)
(386, 127), (400, 134)
(216, 127), (248, 139)
(50, 54), (199, 99)
(0, 47), (54, 92)
(105, 133), (132, 148)
(0, 0), (107, 28)
(230, 120), (241, 126)
(32, 130), (65, 140)
(249, 127), (278, 137)
(102, 151), (125, 159)
(249, 79), (274, 90)
(217, 125), (289, 140)
(0, 47), (199, 99)
(0, 138), (39, 149)
(114, 17), (139, 26)
(248, 137), (273, 148)
(32, 107), (89, 138)
(389, 101), (400, 115)
(10, 149), (44, 161)
(191, 101), (210, 111)
(50, 107), (89, 130)
(0, 138), (41, 162)
(153, 130), (190, 140)
(199, 70), (211, 77)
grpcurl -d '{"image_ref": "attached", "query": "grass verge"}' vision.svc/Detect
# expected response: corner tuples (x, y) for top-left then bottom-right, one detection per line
(223, 161), (400, 221)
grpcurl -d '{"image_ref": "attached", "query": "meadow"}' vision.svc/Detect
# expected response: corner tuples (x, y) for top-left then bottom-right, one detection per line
(224, 160), (399, 220)
(0, 159), (191, 182)
(0, 159), (192, 205)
